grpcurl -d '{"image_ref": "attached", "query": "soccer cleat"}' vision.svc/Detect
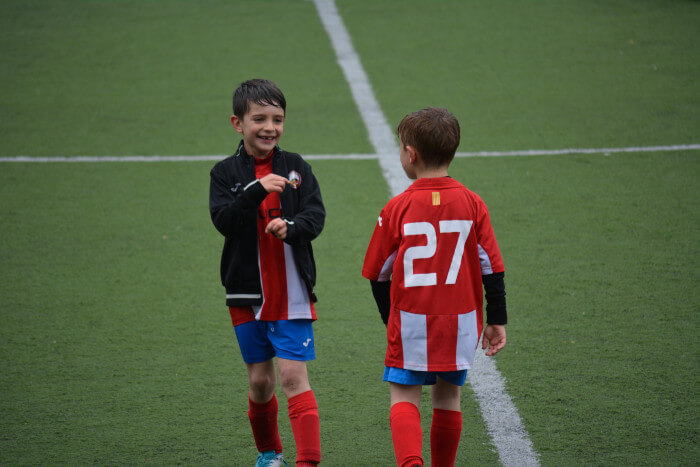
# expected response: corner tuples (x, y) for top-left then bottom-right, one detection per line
(255, 450), (287, 467)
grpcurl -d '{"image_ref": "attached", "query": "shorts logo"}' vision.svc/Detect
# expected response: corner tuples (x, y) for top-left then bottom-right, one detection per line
(302, 338), (312, 347)
(288, 170), (301, 189)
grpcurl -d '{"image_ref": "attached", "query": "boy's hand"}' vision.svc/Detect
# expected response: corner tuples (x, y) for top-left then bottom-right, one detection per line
(259, 174), (289, 193)
(482, 324), (506, 356)
(265, 218), (287, 240)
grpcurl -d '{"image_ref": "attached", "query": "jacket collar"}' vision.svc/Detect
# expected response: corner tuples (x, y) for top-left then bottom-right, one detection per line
(234, 140), (281, 160)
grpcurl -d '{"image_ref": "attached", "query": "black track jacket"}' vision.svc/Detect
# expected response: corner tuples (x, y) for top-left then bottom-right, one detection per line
(209, 141), (325, 307)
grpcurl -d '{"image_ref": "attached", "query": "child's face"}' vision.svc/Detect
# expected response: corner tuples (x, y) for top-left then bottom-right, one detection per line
(231, 101), (285, 158)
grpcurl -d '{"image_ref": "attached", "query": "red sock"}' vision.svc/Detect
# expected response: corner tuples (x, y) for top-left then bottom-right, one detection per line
(288, 390), (321, 465)
(248, 394), (283, 454)
(390, 402), (423, 467)
(430, 408), (462, 467)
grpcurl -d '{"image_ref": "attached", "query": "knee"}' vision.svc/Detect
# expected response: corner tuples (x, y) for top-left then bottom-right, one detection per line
(278, 366), (308, 396)
(249, 372), (275, 399)
(432, 383), (461, 411)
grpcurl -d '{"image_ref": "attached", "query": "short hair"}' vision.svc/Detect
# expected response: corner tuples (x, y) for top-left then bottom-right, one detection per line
(397, 107), (460, 167)
(232, 79), (286, 118)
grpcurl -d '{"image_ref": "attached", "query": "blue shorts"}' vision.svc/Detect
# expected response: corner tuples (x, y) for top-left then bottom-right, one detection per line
(234, 319), (315, 364)
(383, 366), (468, 387)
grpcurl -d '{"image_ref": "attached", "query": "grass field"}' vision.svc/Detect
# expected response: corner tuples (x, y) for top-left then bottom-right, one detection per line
(1, 1), (698, 465)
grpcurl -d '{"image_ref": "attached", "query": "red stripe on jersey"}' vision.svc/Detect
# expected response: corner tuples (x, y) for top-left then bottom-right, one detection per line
(255, 155), (289, 320)
(426, 314), (458, 371)
(386, 311), (405, 369)
(252, 154), (316, 322)
(229, 306), (255, 326)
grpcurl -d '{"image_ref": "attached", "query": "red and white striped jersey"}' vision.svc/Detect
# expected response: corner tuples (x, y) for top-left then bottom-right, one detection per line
(362, 177), (504, 371)
(229, 154), (316, 325)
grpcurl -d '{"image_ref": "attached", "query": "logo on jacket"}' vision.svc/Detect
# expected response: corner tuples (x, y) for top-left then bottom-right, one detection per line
(288, 170), (301, 189)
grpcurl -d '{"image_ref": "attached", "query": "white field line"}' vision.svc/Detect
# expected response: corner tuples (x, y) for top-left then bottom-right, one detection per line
(312, 1), (540, 467)
(1, 145), (697, 163)
(0, 155), (228, 162)
(0, 154), (377, 163)
(456, 143), (700, 157)
(312, 0), (407, 195)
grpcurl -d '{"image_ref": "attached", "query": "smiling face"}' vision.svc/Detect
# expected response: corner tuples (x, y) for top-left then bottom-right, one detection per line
(231, 101), (285, 158)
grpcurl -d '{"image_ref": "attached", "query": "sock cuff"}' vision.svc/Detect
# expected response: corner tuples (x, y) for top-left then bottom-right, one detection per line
(432, 408), (462, 429)
(249, 393), (278, 414)
(288, 390), (317, 412)
(391, 401), (420, 420)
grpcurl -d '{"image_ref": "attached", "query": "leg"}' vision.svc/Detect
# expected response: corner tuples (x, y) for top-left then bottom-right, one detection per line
(390, 382), (422, 408)
(430, 377), (460, 411)
(430, 378), (462, 467)
(245, 359), (283, 455)
(247, 359), (277, 403)
(234, 319), (277, 404)
(278, 358), (320, 466)
(390, 383), (424, 467)
(277, 358), (311, 399)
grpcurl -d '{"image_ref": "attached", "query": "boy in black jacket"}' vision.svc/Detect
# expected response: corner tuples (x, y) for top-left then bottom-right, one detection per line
(210, 79), (325, 467)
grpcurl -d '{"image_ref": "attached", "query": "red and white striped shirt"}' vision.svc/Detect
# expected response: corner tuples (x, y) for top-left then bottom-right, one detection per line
(229, 154), (316, 325)
(362, 177), (504, 371)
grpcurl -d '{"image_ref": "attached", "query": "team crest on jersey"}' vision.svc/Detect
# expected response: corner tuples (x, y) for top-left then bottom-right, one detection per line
(288, 170), (301, 189)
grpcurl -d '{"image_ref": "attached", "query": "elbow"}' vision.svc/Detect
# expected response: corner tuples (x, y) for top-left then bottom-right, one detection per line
(211, 211), (239, 237)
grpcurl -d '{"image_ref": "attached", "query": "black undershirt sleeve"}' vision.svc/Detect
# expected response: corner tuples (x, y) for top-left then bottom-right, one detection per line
(370, 280), (391, 326)
(482, 272), (507, 325)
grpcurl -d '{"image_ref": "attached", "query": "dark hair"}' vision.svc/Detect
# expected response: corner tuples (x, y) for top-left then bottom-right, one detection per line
(397, 107), (460, 167)
(232, 79), (286, 118)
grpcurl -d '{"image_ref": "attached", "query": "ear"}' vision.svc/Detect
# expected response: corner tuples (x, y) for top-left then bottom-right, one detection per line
(231, 115), (243, 134)
(406, 145), (419, 165)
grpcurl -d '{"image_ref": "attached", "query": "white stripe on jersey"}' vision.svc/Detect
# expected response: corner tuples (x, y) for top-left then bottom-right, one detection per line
(284, 243), (313, 319)
(254, 247), (265, 320)
(226, 293), (262, 299)
(378, 250), (397, 281)
(456, 311), (479, 370)
(477, 244), (494, 275)
(400, 310), (429, 371)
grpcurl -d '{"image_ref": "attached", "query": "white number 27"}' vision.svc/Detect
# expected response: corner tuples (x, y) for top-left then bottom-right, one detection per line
(403, 220), (473, 287)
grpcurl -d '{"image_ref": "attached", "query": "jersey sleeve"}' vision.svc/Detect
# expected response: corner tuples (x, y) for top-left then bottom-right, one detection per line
(362, 205), (400, 282)
(474, 199), (504, 275)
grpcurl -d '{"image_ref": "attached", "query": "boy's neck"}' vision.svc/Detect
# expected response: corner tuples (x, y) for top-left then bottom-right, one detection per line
(246, 144), (274, 160)
(414, 165), (449, 179)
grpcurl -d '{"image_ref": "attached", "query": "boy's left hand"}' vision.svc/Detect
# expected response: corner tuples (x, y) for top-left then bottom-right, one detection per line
(482, 324), (506, 356)
(265, 218), (287, 240)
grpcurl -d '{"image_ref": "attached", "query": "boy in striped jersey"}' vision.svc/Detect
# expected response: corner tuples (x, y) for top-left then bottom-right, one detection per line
(362, 108), (507, 467)
(210, 79), (325, 467)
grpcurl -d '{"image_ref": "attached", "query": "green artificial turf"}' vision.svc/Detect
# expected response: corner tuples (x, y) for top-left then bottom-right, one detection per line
(450, 151), (699, 465)
(0, 0), (372, 157)
(1, 0), (698, 465)
(339, 0), (700, 151)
